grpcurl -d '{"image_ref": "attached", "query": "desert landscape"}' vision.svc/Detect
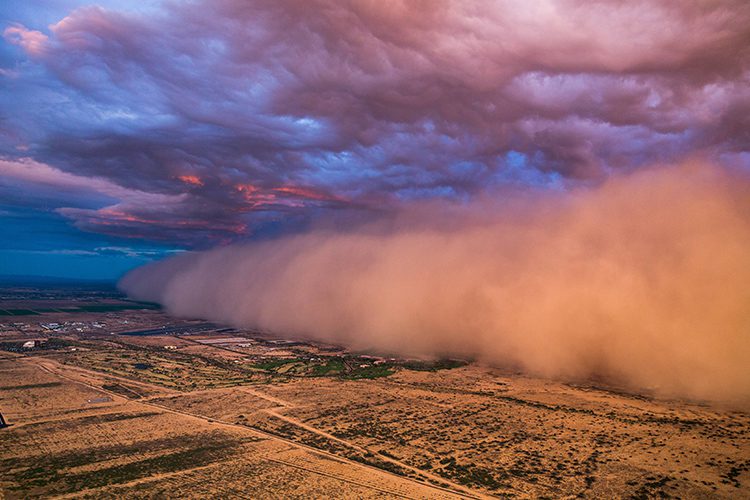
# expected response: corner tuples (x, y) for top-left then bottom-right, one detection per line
(3, 1), (750, 498)
(1, 285), (748, 499)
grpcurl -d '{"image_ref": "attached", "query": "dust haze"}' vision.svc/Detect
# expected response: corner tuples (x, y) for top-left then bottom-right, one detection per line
(120, 163), (750, 402)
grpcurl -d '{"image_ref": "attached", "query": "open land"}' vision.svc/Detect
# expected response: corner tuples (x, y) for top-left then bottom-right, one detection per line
(1, 285), (748, 499)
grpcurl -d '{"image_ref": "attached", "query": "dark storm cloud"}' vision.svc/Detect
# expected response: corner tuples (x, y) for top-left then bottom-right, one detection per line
(1, 0), (749, 245)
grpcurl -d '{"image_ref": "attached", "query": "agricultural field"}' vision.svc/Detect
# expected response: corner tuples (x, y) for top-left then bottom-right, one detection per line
(245, 370), (750, 497)
(15, 331), (458, 391)
(0, 352), (462, 499)
(1, 288), (749, 498)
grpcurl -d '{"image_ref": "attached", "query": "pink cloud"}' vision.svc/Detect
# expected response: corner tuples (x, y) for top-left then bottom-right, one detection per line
(1, 1), (748, 245)
(3, 24), (49, 56)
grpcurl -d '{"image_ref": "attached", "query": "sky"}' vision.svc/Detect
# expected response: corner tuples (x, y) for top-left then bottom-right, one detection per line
(1, 0), (749, 280)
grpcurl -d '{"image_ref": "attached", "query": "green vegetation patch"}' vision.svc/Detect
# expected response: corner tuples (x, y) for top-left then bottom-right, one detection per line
(342, 364), (395, 379)
(251, 358), (299, 371)
(250, 355), (396, 379)
(311, 357), (345, 376)
(399, 358), (469, 371)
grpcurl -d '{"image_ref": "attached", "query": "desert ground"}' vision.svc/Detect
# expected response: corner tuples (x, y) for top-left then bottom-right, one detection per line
(1, 286), (748, 499)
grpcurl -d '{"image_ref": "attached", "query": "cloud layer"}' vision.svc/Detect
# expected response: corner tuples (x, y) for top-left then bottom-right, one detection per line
(2, 0), (750, 245)
(121, 163), (750, 402)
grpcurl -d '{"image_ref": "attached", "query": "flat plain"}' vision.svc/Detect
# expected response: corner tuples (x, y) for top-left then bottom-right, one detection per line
(1, 285), (748, 498)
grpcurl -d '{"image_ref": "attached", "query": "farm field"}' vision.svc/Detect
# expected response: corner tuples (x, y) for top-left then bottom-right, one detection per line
(1, 288), (749, 498)
(0, 352), (462, 499)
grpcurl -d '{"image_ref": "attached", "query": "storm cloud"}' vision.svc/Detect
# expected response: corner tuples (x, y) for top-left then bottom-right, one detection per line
(2, 0), (749, 245)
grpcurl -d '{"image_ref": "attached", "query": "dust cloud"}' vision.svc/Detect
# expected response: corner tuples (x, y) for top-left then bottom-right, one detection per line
(120, 163), (750, 402)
